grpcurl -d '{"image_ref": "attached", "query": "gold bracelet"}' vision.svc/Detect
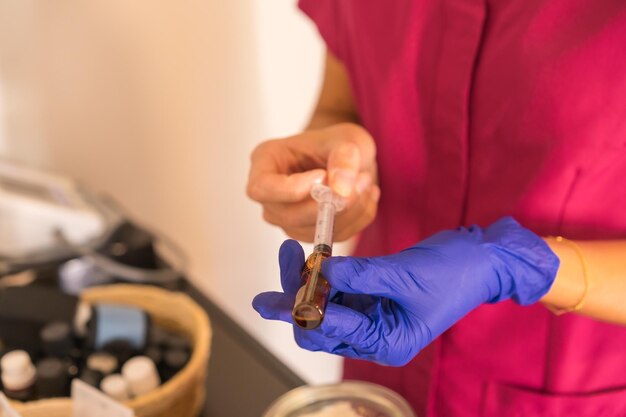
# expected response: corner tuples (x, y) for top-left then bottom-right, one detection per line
(551, 236), (590, 315)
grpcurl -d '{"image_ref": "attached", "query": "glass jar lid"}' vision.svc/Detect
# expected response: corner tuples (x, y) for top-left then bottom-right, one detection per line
(262, 381), (416, 417)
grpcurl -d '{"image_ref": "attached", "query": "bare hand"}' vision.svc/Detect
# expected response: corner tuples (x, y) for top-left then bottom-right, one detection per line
(247, 123), (379, 242)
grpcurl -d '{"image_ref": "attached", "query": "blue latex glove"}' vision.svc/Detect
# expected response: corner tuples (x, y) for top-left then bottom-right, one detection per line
(252, 217), (559, 366)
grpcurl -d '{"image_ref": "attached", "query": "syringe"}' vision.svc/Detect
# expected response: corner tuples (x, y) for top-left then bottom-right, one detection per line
(292, 184), (345, 330)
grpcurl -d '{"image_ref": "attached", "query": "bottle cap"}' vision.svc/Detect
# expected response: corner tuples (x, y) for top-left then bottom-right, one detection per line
(148, 326), (169, 347)
(164, 334), (190, 351)
(1, 350), (36, 390)
(121, 356), (160, 397)
(164, 348), (189, 371)
(36, 358), (65, 379)
(86, 352), (119, 375)
(144, 346), (163, 366)
(100, 374), (131, 402)
(40, 321), (73, 358)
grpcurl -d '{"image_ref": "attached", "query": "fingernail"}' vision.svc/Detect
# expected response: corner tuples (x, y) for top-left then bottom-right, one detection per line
(339, 143), (360, 161)
(331, 169), (357, 197)
(308, 170), (326, 185)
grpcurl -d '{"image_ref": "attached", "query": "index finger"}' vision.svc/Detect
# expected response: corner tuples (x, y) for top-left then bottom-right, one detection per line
(247, 169), (326, 203)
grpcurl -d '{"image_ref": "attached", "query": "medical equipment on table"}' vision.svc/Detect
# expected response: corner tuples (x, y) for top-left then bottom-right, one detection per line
(0, 159), (115, 269)
(291, 184), (345, 330)
(0, 159), (184, 285)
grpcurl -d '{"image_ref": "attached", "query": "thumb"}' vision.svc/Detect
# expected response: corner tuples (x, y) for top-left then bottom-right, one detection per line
(279, 239), (305, 295)
(322, 256), (398, 299)
(252, 291), (294, 324)
(327, 141), (361, 198)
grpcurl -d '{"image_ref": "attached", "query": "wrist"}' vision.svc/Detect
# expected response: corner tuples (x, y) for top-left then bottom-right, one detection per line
(481, 217), (560, 305)
(541, 237), (587, 312)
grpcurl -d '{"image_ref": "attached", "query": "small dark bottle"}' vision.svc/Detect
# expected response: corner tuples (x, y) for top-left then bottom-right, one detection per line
(78, 368), (104, 388)
(144, 346), (163, 367)
(148, 326), (169, 347)
(164, 334), (191, 352)
(1, 350), (37, 401)
(40, 321), (74, 358)
(35, 358), (69, 398)
(161, 348), (190, 381)
(102, 340), (136, 365)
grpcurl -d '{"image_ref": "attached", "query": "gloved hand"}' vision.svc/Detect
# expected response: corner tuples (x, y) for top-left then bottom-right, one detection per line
(252, 217), (559, 366)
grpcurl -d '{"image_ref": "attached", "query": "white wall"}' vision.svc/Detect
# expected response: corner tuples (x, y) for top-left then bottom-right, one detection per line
(0, 80), (5, 153)
(0, 1), (342, 384)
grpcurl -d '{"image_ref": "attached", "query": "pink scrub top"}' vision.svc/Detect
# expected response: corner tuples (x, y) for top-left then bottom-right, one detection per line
(298, 1), (626, 416)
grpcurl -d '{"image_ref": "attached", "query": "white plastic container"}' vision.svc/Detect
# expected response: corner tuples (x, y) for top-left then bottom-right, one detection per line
(1, 350), (36, 392)
(121, 356), (160, 397)
(100, 374), (131, 402)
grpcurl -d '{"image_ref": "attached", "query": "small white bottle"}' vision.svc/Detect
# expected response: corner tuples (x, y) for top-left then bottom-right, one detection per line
(1, 350), (37, 401)
(100, 374), (131, 402)
(121, 356), (160, 397)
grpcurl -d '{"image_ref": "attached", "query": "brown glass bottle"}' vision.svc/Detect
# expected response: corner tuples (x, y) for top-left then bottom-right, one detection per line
(292, 244), (332, 330)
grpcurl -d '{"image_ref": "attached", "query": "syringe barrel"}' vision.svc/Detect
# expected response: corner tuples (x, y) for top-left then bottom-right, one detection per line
(310, 183), (344, 250)
(313, 201), (336, 249)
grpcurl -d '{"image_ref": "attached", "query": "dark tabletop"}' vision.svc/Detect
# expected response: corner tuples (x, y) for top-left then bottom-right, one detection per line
(20, 272), (305, 417)
(2, 220), (304, 416)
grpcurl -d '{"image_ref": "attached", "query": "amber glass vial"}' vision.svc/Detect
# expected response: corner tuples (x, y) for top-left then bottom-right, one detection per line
(292, 184), (344, 330)
(292, 244), (332, 330)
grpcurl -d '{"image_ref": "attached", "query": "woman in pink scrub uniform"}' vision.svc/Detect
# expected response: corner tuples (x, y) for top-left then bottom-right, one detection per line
(248, 2), (626, 416)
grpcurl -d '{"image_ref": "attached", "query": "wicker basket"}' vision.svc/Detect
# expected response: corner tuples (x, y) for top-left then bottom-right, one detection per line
(14, 284), (212, 417)
(14, 398), (72, 417)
